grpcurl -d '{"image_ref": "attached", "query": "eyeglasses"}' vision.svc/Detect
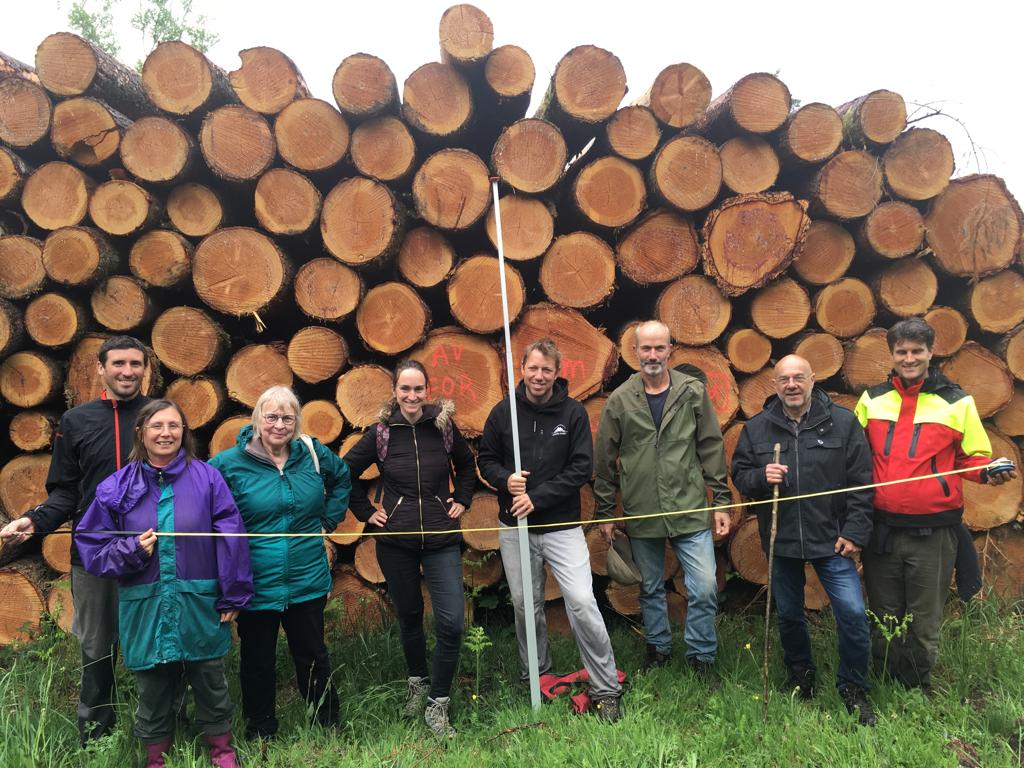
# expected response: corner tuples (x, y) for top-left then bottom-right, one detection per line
(262, 413), (296, 425)
(146, 422), (183, 432)
(774, 375), (809, 385)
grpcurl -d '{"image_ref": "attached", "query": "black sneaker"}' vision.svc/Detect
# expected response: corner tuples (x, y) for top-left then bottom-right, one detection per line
(688, 658), (721, 690)
(784, 667), (816, 700)
(839, 686), (877, 727)
(644, 644), (672, 670)
(593, 695), (621, 723)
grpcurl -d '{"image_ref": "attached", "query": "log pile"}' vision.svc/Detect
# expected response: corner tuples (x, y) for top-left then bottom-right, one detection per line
(1, 6), (1022, 641)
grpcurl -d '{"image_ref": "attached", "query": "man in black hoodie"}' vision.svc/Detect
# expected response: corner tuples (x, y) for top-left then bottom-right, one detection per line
(1, 336), (151, 743)
(478, 339), (622, 722)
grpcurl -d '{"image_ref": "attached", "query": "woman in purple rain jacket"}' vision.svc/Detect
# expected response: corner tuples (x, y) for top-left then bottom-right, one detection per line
(77, 399), (253, 768)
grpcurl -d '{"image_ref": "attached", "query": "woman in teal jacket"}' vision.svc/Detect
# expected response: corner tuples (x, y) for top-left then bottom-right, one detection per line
(208, 385), (351, 739)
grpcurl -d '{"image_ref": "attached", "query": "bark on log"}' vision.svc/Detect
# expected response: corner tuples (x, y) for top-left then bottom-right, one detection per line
(586, 526), (610, 576)
(335, 364), (394, 429)
(792, 333), (845, 380)
(925, 175), (1023, 278)
(571, 156), (645, 229)
(293, 258), (364, 321)
(993, 384), (1024, 437)
(328, 569), (387, 635)
(837, 90), (906, 148)
(151, 306), (227, 376)
(120, 116), (196, 185)
(724, 328), (773, 374)
(331, 53), (398, 121)
(540, 233), (616, 309)
(0, 298), (24, 359)
(128, 229), (193, 289)
(484, 195), (554, 262)
(65, 333), (158, 406)
(636, 62), (711, 130)
(776, 102), (842, 166)
(225, 343), (294, 408)
(491, 118), (566, 195)
(813, 278), (876, 338)
(24, 292), (88, 349)
(882, 127), (954, 202)
(397, 227), (455, 288)
(0, 53), (37, 82)
(402, 62), (473, 144)
(209, 415), (250, 457)
(791, 220), (855, 286)
(480, 45), (534, 126)
(656, 275), (731, 346)
(923, 306), (968, 358)
(806, 150), (883, 220)
(604, 106), (661, 161)
(1001, 326), (1024, 382)
(300, 399), (345, 445)
(0, 235), (46, 299)
(229, 47), (310, 115)
(287, 326), (348, 384)
(738, 368), (775, 419)
(438, 4), (494, 68)
(199, 105), (276, 184)
(41, 526), (71, 574)
(45, 578), (73, 633)
(356, 282), (430, 355)
(354, 538), (386, 584)
(35, 32), (152, 118)
(0, 453), (51, 517)
(0, 146), (31, 208)
(41, 227), (117, 287)
(166, 183), (227, 238)
(0, 76), (52, 152)
(461, 491), (500, 551)
(413, 149), (490, 230)
(163, 376), (226, 431)
(719, 136), (780, 195)
(49, 96), (128, 168)
(965, 270), (1024, 335)
(0, 561), (47, 643)
(975, 529), (1024, 604)
(696, 72), (791, 139)
(88, 180), (160, 237)
(871, 258), (938, 318)
(841, 328), (893, 393)
(648, 134), (722, 213)
(857, 201), (925, 260)
(963, 429), (1022, 531)
(940, 342), (1014, 419)
(615, 209), (698, 286)
(750, 277), (811, 339)
(701, 192), (810, 296)
(193, 227), (292, 317)
(350, 116), (416, 183)
(274, 98), (349, 174)
(8, 410), (58, 452)
(410, 327), (504, 436)
(254, 168), (322, 236)
(669, 345), (740, 427)
(141, 41), (236, 118)
(322, 176), (405, 265)
(605, 582), (641, 616)
(448, 255), (525, 334)
(22, 162), (96, 230)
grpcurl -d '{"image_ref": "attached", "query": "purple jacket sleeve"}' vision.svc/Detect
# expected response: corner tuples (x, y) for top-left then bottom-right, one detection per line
(209, 470), (254, 612)
(76, 494), (151, 579)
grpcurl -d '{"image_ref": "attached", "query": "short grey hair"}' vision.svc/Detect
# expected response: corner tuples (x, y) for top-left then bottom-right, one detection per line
(634, 320), (672, 346)
(251, 385), (302, 435)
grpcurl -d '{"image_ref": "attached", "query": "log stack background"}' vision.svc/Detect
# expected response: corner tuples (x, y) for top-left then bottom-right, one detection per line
(1, 4), (1022, 643)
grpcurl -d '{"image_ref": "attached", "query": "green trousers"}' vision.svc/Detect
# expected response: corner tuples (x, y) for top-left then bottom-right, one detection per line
(134, 658), (233, 744)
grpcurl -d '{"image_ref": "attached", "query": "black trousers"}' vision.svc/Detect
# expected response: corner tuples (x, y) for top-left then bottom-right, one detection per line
(235, 595), (339, 737)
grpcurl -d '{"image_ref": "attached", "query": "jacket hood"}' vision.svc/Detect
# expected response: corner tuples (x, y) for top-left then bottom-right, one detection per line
(514, 377), (569, 412)
(377, 398), (455, 432)
(101, 450), (188, 514)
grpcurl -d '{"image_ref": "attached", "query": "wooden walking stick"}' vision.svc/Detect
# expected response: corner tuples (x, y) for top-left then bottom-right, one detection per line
(762, 442), (782, 720)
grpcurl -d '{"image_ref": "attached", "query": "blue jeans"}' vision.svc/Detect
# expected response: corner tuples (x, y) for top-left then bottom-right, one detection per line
(630, 529), (718, 662)
(773, 554), (870, 690)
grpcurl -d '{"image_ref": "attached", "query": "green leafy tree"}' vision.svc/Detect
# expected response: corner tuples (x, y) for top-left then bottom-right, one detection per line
(130, 0), (219, 54)
(66, 0), (121, 56)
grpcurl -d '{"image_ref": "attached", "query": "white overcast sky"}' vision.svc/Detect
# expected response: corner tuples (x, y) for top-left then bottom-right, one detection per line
(3, 0), (1021, 198)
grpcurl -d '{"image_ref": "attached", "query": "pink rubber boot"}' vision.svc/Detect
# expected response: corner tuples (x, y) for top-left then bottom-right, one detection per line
(144, 739), (172, 768)
(205, 731), (240, 768)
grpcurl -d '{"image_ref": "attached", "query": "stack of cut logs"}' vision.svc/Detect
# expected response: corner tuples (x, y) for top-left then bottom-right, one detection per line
(1, 4), (1022, 644)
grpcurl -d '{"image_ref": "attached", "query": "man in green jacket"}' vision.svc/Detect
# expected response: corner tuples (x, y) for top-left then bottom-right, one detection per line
(594, 321), (732, 678)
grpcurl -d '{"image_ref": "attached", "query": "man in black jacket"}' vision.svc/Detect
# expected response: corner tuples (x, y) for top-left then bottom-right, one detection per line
(478, 339), (622, 722)
(731, 354), (876, 725)
(1, 336), (150, 743)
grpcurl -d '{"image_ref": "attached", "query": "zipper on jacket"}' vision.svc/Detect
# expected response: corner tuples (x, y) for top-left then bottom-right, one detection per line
(412, 424), (425, 548)
(794, 435), (804, 560)
(931, 457), (950, 497)
(908, 423), (922, 458)
(112, 398), (122, 471)
(389, 497), (403, 518)
(883, 421), (896, 456)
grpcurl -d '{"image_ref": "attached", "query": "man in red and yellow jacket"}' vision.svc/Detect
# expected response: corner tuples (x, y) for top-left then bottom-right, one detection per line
(855, 318), (1016, 690)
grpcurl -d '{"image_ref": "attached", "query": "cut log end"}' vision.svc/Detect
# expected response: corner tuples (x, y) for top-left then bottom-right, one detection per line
(872, 258), (937, 318)
(287, 326), (348, 384)
(151, 306), (226, 376)
(163, 376), (226, 431)
(539, 233), (615, 309)
(0, 235), (46, 300)
(814, 278), (876, 339)
(719, 135), (780, 195)
(940, 343), (1013, 419)
(492, 118), (566, 195)
(254, 168), (322, 236)
(439, 4), (494, 66)
(398, 227), (455, 287)
(402, 62), (472, 138)
(841, 328), (892, 393)
(605, 105), (661, 161)
(22, 162), (93, 231)
(859, 201), (925, 259)
(121, 116), (193, 185)
(650, 135), (722, 212)
(90, 276), (153, 333)
(294, 258), (363, 321)
(274, 98), (349, 173)
(336, 365), (394, 429)
(923, 307), (967, 358)
(50, 97), (123, 167)
(128, 230), (193, 289)
(792, 220), (855, 286)
(882, 127), (954, 202)
(725, 328), (773, 374)
(225, 344), (294, 408)
(300, 399), (345, 445)
(484, 196), (554, 262)
(41, 227), (116, 287)
(322, 177), (403, 264)
(616, 209), (698, 286)
(448, 256), (524, 334)
(332, 53), (398, 120)
(780, 102), (842, 165)
(229, 47), (310, 115)
(167, 183), (226, 238)
(413, 149), (489, 231)
(657, 275), (731, 346)
(193, 227), (290, 316)
(641, 62), (712, 129)
(792, 333), (845, 380)
(89, 180), (158, 237)
(573, 156), (646, 229)
(357, 282), (430, 355)
(199, 105), (275, 183)
(350, 116), (415, 182)
(750, 277), (810, 339)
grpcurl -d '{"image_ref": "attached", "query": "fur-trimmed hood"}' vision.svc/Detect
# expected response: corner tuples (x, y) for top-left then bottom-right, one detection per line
(377, 398), (456, 431)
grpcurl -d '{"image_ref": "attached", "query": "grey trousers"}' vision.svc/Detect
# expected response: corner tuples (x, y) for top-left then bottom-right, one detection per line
(134, 658), (233, 743)
(499, 523), (621, 698)
(71, 564), (120, 741)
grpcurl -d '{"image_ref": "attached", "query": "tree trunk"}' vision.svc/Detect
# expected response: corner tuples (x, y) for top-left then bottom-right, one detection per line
(719, 136), (780, 195)
(484, 195), (554, 262)
(0, 351), (62, 408)
(656, 275), (731, 346)
(792, 333), (845, 380)
(331, 53), (398, 122)
(300, 399), (345, 445)
(89, 180), (161, 237)
(604, 106), (661, 161)
(923, 306), (968, 358)
(750, 277), (811, 339)
(24, 292), (88, 349)
(254, 168), (322, 236)
(806, 150), (883, 220)
(141, 40), (237, 118)
(571, 155), (646, 229)
(354, 537), (386, 584)
(0, 453), (51, 517)
(273, 98), (349, 174)
(287, 326), (348, 385)
(66, 333), (159, 406)
(461, 491), (500, 551)
(841, 328), (892, 392)
(491, 118), (566, 195)
(413, 149), (490, 230)
(128, 230), (193, 289)
(882, 127), (954, 202)
(8, 410), (58, 452)
(193, 227), (292, 317)
(22, 162), (96, 230)
(701, 192), (810, 296)
(120, 116), (197, 185)
(813, 278), (876, 338)
(724, 328), (773, 374)
(965, 270), (1024, 335)
(166, 183), (228, 238)
(41, 526), (71, 574)
(49, 96), (129, 168)
(0, 76), (52, 152)
(323, 176), (405, 264)
(150, 306), (228, 376)
(0, 235), (46, 300)
(648, 134), (722, 212)
(696, 72), (791, 139)
(199, 105), (276, 184)
(335, 364), (394, 429)
(350, 116), (416, 183)
(776, 102), (842, 166)
(356, 282), (431, 355)
(615, 209), (698, 286)
(836, 89), (906, 148)
(0, 560), (47, 643)
(0, 147), (31, 207)
(209, 416), (251, 457)
(402, 62), (473, 145)
(738, 368), (775, 419)
(438, 3), (494, 68)
(940, 342), (1013, 418)
(1000, 326), (1024, 382)
(293, 258), (364, 321)
(925, 175), (1023, 278)
(35, 32), (153, 118)
(871, 258), (938, 318)
(0, 298), (24, 359)
(963, 429), (1021, 531)
(225, 343), (294, 408)
(447, 255), (525, 334)
(669, 345), (740, 427)
(163, 376), (226, 431)
(791, 220), (855, 285)
(539, 233), (616, 309)
(857, 200), (925, 259)
(635, 62), (711, 129)
(606, 582), (641, 616)
(229, 47), (311, 115)
(993, 384), (1024, 437)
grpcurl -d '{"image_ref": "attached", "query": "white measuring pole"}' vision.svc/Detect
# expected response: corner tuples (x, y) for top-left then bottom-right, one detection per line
(491, 179), (541, 711)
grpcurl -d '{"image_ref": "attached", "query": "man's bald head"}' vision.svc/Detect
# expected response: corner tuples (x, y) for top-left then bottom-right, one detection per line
(773, 355), (815, 417)
(634, 320), (672, 381)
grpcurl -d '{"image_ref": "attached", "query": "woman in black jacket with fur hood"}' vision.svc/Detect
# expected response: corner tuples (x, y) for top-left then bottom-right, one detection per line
(343, 360), (475, 738)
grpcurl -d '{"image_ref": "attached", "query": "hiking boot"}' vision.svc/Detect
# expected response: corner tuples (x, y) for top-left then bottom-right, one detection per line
(643, 644), (672, 670)
(839, 686), (877, 727)
(784, 667), (816, 700)
(404, 676), (430, 718)
(593, 695), (621, 723)
(688, 658), (721, 691)
(424, 696), (456, 738)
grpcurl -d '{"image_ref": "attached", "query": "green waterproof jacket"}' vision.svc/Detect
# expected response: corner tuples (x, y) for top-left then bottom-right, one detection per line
(593, 369), (731, 538)
(209, 426), (351, 611)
